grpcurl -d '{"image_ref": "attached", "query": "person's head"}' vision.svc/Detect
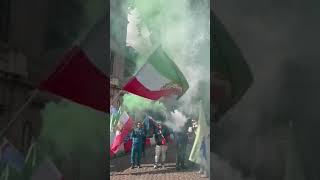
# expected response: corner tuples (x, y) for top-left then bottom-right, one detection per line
(137, 122), (142, 128)
(157, 123), (162, 129)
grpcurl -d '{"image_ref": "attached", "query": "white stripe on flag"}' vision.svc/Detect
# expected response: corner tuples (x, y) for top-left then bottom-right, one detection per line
(119, 112), (130, 124)
(136, 63), (171, 91)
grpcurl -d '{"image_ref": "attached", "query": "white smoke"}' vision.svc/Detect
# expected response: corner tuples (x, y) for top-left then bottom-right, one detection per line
(126, 2), (210, 117)
(126, 8), (152, 55)
(164, 110), (188, 132)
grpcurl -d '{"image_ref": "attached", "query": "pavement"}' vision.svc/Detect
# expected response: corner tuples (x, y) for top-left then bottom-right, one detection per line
(110, 143), (209, 180)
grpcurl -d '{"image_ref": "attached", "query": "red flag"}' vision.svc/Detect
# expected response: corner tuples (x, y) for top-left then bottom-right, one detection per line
(39, 17), (109, 112)
(145, 138), (151, 147)
(110, 112), (133, 157)
(123, 139), (132, 153)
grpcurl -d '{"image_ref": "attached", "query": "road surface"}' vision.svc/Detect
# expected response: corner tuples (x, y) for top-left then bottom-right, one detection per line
(110, 143), (209, 180)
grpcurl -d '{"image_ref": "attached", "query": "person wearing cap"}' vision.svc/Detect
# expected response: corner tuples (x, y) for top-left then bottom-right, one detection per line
(153, 122), (169, 169)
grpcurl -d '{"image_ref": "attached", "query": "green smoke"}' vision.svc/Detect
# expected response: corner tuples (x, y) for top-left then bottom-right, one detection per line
(122, 94), (166, 112)
(40, 100), (105, 156)
(126, 0), (210, 116)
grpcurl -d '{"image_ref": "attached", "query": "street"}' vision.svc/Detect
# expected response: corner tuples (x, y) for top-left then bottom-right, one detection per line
(110, 143), (209, 180)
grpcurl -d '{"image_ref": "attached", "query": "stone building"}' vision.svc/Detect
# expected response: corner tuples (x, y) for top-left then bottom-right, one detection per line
(110, 0), (138, 109)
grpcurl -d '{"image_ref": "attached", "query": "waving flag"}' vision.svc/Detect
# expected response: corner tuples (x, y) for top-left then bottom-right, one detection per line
(212, 12), (253, 118)
(143, 115), (157, 138)
(143, 115), (150, 130)
(189, 102), (210, 164)
(123, 46), (189, 100)
(110, 112), (134, 157)
(39, 16), (109, 113)
(123, 135), (132, 153)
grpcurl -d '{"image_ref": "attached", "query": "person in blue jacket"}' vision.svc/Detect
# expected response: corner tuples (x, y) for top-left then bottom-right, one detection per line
(130, 122), (145, 169)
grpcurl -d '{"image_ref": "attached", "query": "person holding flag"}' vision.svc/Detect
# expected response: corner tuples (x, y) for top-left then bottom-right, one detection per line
(110, 111), (134, 158)
(189, 101), (210, 178)
(130, 122), (145, 169)
(153, 122), (169, 169)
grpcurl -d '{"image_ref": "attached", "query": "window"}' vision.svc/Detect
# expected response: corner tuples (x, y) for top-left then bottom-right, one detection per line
(0, 0), (10, 42)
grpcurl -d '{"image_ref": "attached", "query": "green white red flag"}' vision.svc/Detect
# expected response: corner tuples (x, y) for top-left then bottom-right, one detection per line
(123, 46), (189, 100)
(39, 17), (109, 113)
(110, 112), (134, 157)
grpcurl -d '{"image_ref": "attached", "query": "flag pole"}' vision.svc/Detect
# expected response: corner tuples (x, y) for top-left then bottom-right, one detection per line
(0, 89), (39, 140)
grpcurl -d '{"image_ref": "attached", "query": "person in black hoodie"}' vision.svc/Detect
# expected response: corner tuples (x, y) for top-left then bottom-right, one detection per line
(153, 122), (169, 169)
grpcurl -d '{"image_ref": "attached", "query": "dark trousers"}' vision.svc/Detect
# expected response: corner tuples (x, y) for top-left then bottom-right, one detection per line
(176, 143), (187, 167)
(131, 143), (141, 166)
(141, 137), (146, 156)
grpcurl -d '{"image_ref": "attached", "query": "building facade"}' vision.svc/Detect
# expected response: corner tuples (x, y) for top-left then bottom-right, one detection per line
(110, 0), (138, 109)
(0, 0), (51, 154)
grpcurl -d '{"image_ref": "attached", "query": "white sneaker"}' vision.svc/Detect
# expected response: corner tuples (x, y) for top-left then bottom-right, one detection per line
(154, 164), (157, 169)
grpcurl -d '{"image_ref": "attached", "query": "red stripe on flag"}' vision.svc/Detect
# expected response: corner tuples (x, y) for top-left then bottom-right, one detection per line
(39, 46), (109, 112)
(123, 77), (180, 100)
(124, 139), (132, 153)
(110, 116), (133, 157)
(146, 138), (151, 147)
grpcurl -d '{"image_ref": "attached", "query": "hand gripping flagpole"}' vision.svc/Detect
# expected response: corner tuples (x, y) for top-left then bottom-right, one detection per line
(0, 89), (39, 140)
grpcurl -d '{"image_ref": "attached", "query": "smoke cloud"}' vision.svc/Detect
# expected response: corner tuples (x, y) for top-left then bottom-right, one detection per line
(165, 110), (188, 132)
(125, 0), (210, 124)
(122, 94), (167, 122)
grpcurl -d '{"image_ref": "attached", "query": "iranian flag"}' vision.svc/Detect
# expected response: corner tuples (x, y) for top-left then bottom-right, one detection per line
(123, 46), (189, 100)
(110, 112), (134, 157)
(39, 17), (109, 112)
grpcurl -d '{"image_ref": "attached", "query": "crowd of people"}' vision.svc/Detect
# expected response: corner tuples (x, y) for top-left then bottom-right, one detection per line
(128, 117), (209, 178)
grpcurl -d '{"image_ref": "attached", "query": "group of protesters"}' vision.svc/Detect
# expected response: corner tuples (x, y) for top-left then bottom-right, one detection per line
(129, 116), (209, 178)
(130, 120), (170, 169)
